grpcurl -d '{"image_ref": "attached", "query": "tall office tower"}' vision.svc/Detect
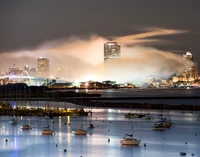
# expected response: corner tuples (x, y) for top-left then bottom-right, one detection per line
(37, 57), (49, 77)
(104, 42), (120, 62)
(183, 51), (193, 62)
(182, 52), (198, 81)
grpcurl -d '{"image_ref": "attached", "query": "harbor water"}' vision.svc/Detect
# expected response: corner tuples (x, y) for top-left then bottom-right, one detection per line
(0, 105), (200, 157)
(1, 88), (200, 157)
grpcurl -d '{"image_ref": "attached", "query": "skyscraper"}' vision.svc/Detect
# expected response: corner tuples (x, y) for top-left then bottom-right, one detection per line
(37, 57), (49, 77)
(104, 42), (120, 62)
(182, 52), (198, 81)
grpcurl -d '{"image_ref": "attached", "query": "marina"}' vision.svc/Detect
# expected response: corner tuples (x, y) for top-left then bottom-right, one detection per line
(0, 89), (200, 156)
(0, 104), (200, 157)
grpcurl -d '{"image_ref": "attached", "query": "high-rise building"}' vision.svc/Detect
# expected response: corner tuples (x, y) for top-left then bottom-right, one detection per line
(182, 52), (198, 81)
(183, 51), (193, 61)
(104, 42), (120, 62)
(37, 57), (49, 77)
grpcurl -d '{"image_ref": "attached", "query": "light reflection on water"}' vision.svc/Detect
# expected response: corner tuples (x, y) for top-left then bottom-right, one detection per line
(0, 108), (200, 157)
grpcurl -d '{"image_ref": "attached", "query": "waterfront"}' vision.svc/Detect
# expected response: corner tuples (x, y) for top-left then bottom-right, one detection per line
(0, 103), (200, 157)
(1, 89), (200, 157)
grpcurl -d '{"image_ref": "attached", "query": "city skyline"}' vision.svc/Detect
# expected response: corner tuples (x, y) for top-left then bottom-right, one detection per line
(0, 0), (199, 82)
(1, 47), (196, 83)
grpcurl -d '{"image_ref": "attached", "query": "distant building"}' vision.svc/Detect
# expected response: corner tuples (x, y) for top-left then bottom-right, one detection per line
(182, 52), (198, 81)
(104, 42), (120, 62)
(183, 51), (193, 61)
(7, 69), (22, 76)
(8, 63), (19, 74)
(37, 57), (49, 77)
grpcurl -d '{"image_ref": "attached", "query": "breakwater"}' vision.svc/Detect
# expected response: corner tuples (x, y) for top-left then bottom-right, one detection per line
(71, 97), (199, 111)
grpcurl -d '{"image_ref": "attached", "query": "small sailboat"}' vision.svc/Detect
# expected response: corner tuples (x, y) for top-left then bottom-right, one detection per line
(152, 121), (166, 131)
(8, 109), (17, 125)
(19, 124), (32, 130)
(42, 128), (54, 135)
(87, 122), (95, 129)
(120, 134), (141, 146)
(155, 102), (173, 129)
(197, 106), (200, 121)
(124, 112), (146, 118)
(163, 119), (173, 128)
(19, 92), (32, 130)
(8, 118), (17, 125)
(72, 98), (88, 135)
(42, 118), (54, 135)
(72, 128), (87, 135)
(197, 115), (200, 121)
(19, 116), (32, 131)
(120, 115), (141, 146)
(87, 104), (94, 128)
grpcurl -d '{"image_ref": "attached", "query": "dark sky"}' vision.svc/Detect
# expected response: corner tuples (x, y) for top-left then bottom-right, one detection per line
(0, 0), (200, 61)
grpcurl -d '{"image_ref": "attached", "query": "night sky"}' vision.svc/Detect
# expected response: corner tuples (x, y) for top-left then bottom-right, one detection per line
(0, 0), (200, 72)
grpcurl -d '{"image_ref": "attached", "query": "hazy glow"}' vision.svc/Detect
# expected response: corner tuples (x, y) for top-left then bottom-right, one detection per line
(113, 27), (189, 46)
(0, 27), (188, 82)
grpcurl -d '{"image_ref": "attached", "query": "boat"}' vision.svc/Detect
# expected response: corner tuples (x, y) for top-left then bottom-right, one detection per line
(87, 123), (95, 128)
(158, 116), (173, 128)
(19, 124), (32, 130)
(72, 98), (88, 135)
(163, 119), (173, 128)
(121, 111), (141, 146)
(72, 128), (87, 135)
(157, 102), (174, 128)
(124, 113), (145, 118)
(152, 121), (166, 130)
(8, 118), (17, 125)
(120, 134), (141, 146)
(197, 115), (200, 121)
(42, 129), (54, 135)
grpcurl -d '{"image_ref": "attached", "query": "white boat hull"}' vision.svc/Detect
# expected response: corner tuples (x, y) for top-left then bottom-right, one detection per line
(19, 125), (32, 130)
(42, 129), (54, 135)
(120, 139), (141, 146)
(72, 129), (87, 135)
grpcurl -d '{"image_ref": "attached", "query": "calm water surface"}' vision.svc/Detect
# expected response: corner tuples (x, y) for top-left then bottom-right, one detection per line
(0, 104), (200, 157)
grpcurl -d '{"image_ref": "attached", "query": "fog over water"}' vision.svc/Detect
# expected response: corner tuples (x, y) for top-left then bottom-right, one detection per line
(0, 28), (188, 82)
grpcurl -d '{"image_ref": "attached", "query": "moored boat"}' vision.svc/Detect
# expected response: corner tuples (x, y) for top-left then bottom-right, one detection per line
(87, 123), (95, 128)
(120, 134), (141, 146)
(42, 129), (54, 135)
(72, 128), (87, 135)
(8, 118), (17, 125)
(19, 124), (32, 130)
(152, 121), (166, 131)
(124, 113), (145, 118)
